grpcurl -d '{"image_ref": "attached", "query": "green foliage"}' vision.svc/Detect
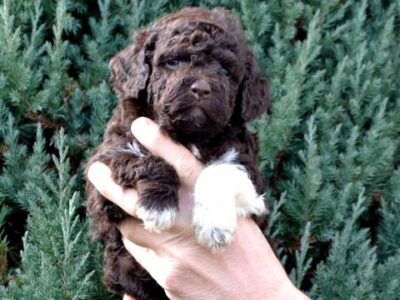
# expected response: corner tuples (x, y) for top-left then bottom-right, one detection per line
(0, 0), (399, 298)
(0, 203), (10, 284)
(289, 222), (312, 288)
(373, 251), (400, 299)
(310, 193), (377, 300)
(0, 129), (109, 299)
(377, 169), (400, 259)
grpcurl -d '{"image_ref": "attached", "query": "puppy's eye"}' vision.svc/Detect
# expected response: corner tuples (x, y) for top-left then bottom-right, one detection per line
(166, 59), (181, 69)
(221, 67), (231, 77)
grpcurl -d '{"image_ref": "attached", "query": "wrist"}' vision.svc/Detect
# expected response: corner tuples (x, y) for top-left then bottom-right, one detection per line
(229, 220), (309, 300)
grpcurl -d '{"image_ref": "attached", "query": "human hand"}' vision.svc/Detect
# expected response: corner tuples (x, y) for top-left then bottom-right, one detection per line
(88, 117), (309, 300)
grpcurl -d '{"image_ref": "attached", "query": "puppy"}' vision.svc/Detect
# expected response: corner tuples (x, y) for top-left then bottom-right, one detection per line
(86, 7), (270, 299)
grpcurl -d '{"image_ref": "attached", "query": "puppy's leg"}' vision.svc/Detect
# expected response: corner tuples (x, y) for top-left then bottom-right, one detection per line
(109, 146), (180, 232)
(193, 149), (267, 251)
(133, 156), (180, 232)
(87, 144), (175, 299)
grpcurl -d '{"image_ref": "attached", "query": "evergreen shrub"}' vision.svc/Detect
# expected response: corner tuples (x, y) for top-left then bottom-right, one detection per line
(0, 0), (399, 298)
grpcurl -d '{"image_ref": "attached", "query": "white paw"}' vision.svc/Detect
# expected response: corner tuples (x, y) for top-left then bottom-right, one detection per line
(236, 194), (267, 217)
(193, 202), (237, 252)
(195, 224), (235, 252)
(193, 149), (267, 250)
(136, 206), (178, 233)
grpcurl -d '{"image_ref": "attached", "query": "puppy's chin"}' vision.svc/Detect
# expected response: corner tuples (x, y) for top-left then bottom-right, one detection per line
(160, 107), (225, 143)
(175, 107), (208, 128)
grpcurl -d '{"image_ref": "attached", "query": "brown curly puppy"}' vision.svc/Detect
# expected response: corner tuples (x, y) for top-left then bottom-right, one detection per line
(85, 7), (270, 299)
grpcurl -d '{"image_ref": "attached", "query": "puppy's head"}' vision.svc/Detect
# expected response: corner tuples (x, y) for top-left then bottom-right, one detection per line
(109, 7), (270, 141)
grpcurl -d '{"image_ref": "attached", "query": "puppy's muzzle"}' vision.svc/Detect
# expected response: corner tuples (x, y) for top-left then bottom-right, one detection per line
(190, 79), (211, 98)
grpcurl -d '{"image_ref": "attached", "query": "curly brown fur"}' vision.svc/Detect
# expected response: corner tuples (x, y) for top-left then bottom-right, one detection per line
(85, 7), (270, 299)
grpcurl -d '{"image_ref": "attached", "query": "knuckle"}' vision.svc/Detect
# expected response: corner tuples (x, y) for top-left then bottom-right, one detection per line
(96, 184), (111, 199)
(164, 268), (180, 292)
(150, 129), (164, 148)
(180, 162), (195, 179)
(179, 160), (202, 186)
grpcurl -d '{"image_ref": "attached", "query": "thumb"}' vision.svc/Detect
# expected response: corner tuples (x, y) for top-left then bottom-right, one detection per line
(131, 117), (203, 188)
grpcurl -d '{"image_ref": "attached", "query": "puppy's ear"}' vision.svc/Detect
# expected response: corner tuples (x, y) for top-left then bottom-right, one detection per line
(109, 29), (157, 101)
(237, 48), (270, 122)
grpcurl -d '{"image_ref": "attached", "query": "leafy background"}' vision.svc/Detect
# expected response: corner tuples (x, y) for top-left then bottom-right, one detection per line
(0, 0), (399, 299)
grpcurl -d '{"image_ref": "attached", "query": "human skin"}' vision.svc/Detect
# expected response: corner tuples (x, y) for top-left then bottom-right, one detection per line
(87, 117), (310, 300)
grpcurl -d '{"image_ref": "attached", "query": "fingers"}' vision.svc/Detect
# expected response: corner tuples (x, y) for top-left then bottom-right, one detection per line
(131, 117), (203, 188)
(87, 162), (139, 217)
(118, 217), (189, 249)
(88, 117), (203, 227)
(122, 236), (174, 288)
(118, 217), (156, 248)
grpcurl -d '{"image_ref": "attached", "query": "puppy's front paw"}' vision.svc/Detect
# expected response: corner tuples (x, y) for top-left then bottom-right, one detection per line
(193, 203), (237, 252)
(193, 149), (267, 251)
(195, 225), (235, 252)
(137, 205), (178, 233)
(131, 154), (180, 233)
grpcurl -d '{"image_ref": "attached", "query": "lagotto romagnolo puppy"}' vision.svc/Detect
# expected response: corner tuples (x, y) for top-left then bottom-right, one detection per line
(85, 7), (270, 299)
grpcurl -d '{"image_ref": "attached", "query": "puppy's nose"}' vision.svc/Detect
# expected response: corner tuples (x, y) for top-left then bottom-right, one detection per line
(190, 80), (211, 98)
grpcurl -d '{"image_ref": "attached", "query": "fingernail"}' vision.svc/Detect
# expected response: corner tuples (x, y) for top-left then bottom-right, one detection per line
(131, 117), (158, 143)
(87, 162), (111, 184)
(131, 117), (150, 135)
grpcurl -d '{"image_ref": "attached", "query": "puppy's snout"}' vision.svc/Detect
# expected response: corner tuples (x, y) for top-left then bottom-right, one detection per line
(190, 79), (211, 98)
